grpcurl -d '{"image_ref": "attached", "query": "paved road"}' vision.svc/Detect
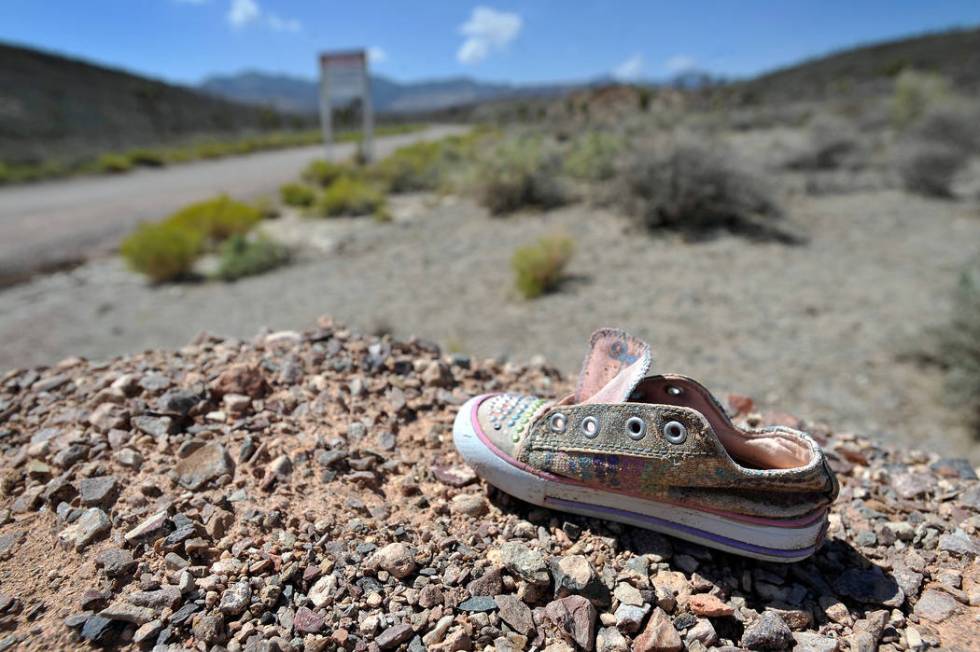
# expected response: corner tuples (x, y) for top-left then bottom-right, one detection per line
(0, 125), (462, 284)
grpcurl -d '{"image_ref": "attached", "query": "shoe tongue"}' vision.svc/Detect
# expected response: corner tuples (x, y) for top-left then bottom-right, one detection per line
(575, 329), (652, 404)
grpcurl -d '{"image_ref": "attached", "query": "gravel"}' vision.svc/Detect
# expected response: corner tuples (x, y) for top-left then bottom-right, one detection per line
(0, 321), (976, 649)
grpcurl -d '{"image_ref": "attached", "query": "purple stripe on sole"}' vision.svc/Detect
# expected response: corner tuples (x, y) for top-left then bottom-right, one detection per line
(544, 496), (817, 559)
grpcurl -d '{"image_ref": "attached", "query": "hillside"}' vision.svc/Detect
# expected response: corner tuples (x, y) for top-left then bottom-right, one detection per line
(199, 70), (573, 114)
(0, 43), (310, 164)
(736, 26), (980, 103)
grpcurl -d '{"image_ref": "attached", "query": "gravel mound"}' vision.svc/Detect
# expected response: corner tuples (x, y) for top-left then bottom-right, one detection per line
(0, 319), (976, 650)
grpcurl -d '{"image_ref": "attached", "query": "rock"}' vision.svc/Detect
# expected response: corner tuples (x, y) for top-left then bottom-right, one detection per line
(613, 582), (644, 606)
(688, 593), (733, 617)
(218, 581), (251, 615)
(124, 510), (168, 543)
(451, 494), (488, 517)
(459, 596), (497, 612)
(100, 602), (156, 625)
(377, 623), (415, 649)
(938, 528), (977, 557)
(132, 415), (175, 438)
(433, 465), (477, 487)
(633, 607), (682, 652)
(129, 586), (182, 610)
(293, 606), (324, 634)
(467, 568), (504, 596)
(308, 574), (336, 607)
(930, 458), (978, 480)
(80, 615), (115, 645)
(495, 594), (533, 635)
(544, 595), (597, 651)
(191, 612), (225, 644)
(95, 548), (135, 578)
(175, 442), (233, 490)
(551, 555), (608, 604)
(686, 619), (717, 646)
(499, 542), (549, 586)
(892, 473), (931, 499)
(792, 632), (839, 652)
(741, 612), (794, 651)
(913, 589), (958, 623)
(78, 476), (120, 509)
(371, 542), (416, 579)
(212, 363), (268, 398)
(58, 508), (110, 551)
(833, 568), (904, 607)
(614, 603), (650, 634)
(596, 626), (629, 652)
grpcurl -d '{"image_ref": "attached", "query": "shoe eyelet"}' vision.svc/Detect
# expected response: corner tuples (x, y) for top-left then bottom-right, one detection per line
(625, 416), (646, 440)
(580, 416), (600, 439)
(665, 385), (683, 396)
(549, 412), (567, 434)
(663, 420), (687, 444)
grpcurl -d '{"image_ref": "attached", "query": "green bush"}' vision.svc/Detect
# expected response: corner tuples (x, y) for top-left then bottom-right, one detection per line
(302, 160), (354, 187)
(473, 135), (567, 215)
(316, 176), (387, 218)
(168, 195), (262, 242)
(97, 153), (133, 174)
(215, 234), (290, 281)
(564, 131), (623, 180)
(618, 136), (782, 234)
(511, 236), (575, 299)
(280, 182), (316, 207)
(120, 222), (203, 283)
(125, 149), (167, 168)
(371, 141), (444, 192)
(892, 69), (950, 130)
(939, 258), (980, 435)
(786, 114), (860, 170)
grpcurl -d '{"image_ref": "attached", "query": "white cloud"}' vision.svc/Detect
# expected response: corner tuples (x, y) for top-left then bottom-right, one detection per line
(612, 53), (644, 80)
(267, 13), (301, 32)
(368, 47), (388, 64)
(457, 6), (522, 64)
(665, 54), (697, 75)
(228, 0), (259, 27)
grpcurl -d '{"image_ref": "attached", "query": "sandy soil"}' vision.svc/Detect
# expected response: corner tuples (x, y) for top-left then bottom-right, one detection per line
(1, 188), (978, 460)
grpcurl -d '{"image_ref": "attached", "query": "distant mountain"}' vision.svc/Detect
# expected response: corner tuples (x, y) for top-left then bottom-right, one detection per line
(199, 71), (574, 115)
(0, 42), (311, 164)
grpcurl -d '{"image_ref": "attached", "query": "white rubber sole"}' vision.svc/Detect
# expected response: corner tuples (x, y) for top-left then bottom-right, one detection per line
(453, 396), (826, 562)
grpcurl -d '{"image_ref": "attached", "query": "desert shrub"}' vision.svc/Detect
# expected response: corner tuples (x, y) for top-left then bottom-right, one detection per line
(302, 160), (355, 187)
(618, 137), (782, 233)
(909, 104), (980, 155)
(120, 222), (203, 283)
(564, 131), (623, 181)
(168, 195), (263, 242)
(215, 234), (290, 281)
(786, 114), (860, 170)
(125, 149), (167, 168)
(895, 141), (967, 198)
(892, 69), (950, 130)
(97, 153), (133, 174)
(372, 141), (444, 192)
(939, 258), (980, 434)
(280, 182), (316, 207)
(473, 135), (567, 215)
(511, 236), (574, 299)
(316, 176), (387, 218)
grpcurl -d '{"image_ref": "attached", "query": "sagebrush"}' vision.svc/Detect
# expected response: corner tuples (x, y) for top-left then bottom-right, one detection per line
(939, 257), (980, 435)
(511, 235), (575, 299)
(473, 135), (567, 215)
(120, 222), (202, 283)
(215, 234), (290, 281)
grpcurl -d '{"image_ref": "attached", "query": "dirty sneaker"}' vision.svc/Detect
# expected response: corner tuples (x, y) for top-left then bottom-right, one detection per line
(453, 328), (838, 562)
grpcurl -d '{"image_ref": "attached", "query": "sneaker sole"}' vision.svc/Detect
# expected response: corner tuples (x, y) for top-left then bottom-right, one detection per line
(454, 395), (827, 563)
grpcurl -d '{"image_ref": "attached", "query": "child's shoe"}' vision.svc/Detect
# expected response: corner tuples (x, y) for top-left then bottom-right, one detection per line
(453, 328), (838, 562)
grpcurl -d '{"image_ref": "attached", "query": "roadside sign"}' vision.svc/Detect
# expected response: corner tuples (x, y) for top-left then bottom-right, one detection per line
(318, 50), (374, 161)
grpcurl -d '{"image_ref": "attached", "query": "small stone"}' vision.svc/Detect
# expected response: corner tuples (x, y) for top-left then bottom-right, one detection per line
(371, 542), (416, 579)
(938, 528), (977, 557)
(175, 442), (233, 490)
(792, 632), (839, 652)
(633, 607), (682, 652)
(129, 586), (182, 610)
(78, 476), (120, 509)
(930, 458), (979, 480)
(614, 603), (650, 634)
(741, 612), (794, 651)
(132, 415), (174, 438)
(433, 465), (477, 487)
(495, 594), (533, 635)
(293, 606), (325, 634)
(191, 612), (224, 644)
(377, 623), (414, 650)
(223, 393), (251, 414)
(218, 580), (251, 615)
(499, 542), (549, 586)
(688, 593), (733, 617)
(552, 555), (607, 603)
(58, 508), (110, 551)
(833, 568), (904, 607)
(451, 494), (488, 517)
(468, 568), (504, 596)
(459, 596), (497, 612)
(913, 589), (958, 623)
(544, 595), (597, 651)
(308, 574), (336, 607)
(596, 626), (629, 652)
(95, 548), (135, 578)
(124, 510), (168, 543)
(892, 473), (931, 499)
(211, 363), (268, 398)
(686, 619), (717, 646)
(100, 602), (156, 625)
(613, 582), (643, 606)
(80, 615), (115, 645)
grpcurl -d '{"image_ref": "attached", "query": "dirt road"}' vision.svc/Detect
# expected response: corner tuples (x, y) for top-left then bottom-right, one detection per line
(0, 125), (462, 284)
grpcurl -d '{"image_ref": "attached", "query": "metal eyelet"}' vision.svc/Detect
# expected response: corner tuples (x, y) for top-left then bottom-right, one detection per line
(625, 416), (646, 440)
(665, 385), (683, 396)
(580, 416), (600, 439)
(663, 420), (688, 444)
(549, 413), (567, 434)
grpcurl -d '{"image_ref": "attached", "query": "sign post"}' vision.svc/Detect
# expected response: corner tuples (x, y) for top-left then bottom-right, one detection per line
(318, 50), (374, 162)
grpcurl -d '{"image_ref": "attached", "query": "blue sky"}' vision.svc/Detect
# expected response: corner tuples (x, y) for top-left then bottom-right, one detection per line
(2, 1), (980, 85)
